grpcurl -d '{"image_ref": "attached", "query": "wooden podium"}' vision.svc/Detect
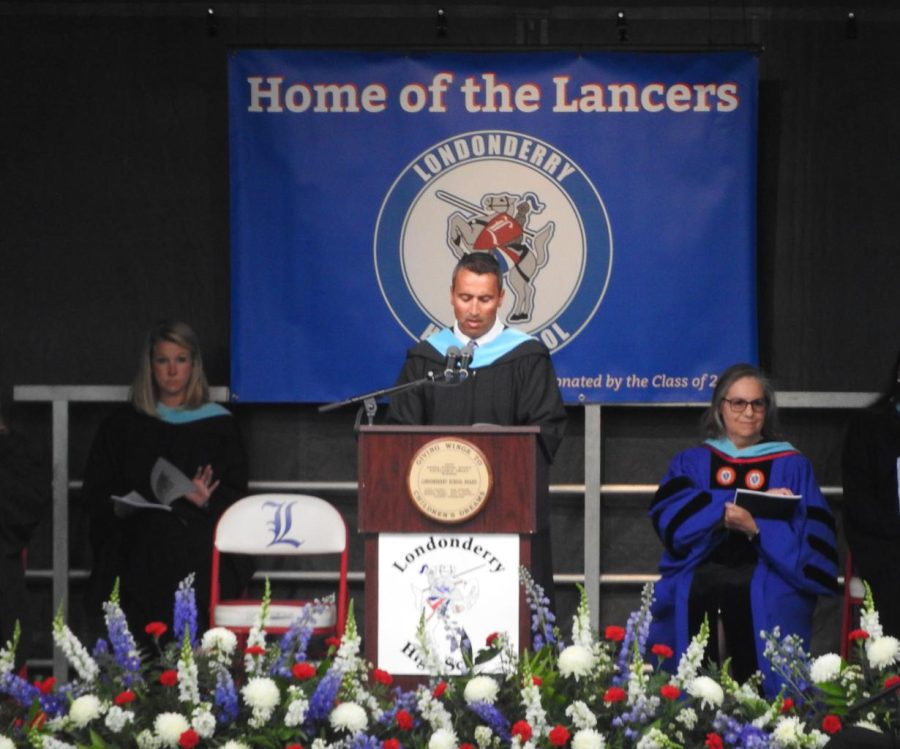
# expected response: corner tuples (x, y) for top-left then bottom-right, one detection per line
(357, 424), (550, 671)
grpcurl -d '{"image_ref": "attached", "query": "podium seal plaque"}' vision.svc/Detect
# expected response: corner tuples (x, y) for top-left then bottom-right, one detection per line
(407, 437), (492, 523)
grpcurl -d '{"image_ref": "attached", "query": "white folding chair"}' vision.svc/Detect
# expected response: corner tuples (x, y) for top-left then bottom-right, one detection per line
(209, 494), (349, 637)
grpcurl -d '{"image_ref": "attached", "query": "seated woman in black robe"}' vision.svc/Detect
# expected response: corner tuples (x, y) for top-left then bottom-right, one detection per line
(83, 320), (252, 642)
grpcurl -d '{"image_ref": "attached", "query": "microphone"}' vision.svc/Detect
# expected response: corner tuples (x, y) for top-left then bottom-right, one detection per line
(444, 345), (461, 381)
(458, 342), (475, 380)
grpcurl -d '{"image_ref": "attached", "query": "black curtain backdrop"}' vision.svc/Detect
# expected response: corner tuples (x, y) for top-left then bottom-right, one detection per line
(1, 2), (897, 656)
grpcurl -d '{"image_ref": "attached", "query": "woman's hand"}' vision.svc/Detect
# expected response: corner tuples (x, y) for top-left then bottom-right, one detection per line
(185, 464), (220, 507)
(766, 487), (794, 496)
(724, 502), (759, 538)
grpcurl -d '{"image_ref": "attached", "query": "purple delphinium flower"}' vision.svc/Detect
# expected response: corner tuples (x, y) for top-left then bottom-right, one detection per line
(468, 701), (511, 742)
(521, 568), (556, 650)
(379, 688), (419, 727)
(349, 734), (383, 749)
(271, 608), (316, 678)
(305, 667), (343, 727)
(173, 574), (198, 647)
(613, 593), (652, 685)
(213, 665), (240, 725)
(0, 671), (39, 707)
(103, 601), (143, 687)
(39, 683), (74, 719)
(92, 638), (110, 658)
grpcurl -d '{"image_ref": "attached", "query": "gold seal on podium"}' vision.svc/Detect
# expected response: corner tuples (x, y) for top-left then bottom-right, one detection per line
(407, 437), (492, 523)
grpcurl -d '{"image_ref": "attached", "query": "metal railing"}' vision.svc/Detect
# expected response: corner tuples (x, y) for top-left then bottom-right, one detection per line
(14, 384), (876, 676)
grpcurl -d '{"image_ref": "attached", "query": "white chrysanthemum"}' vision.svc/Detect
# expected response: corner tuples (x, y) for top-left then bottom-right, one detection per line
(221, 742), (252, 749)
(136, 729), (162, 749)
(474, 725), (493, 749)
(463, 675), (500, 704)
(37, 739), (77, 749)
(867, 636), (900, 669)
(429, 727), (459, 749)
(69, 694), (103, 727)
(565, 700), (597, 730)
(104, 705), (134, 733)
(686, 675), (724, 708)
(241, 677), (280, 710)
(329, 702), (368, 733)
(154, 712), (190, 748)
(557, 644), (595, 680)
(675, 707), (698, 730)
(285, 697), (309, 727)
(572, 728), (606, 749)
(191, 706), (216, 738)
(635, 727), (668, 749)
(771, 716), (803, 747)
(0, 737), (16, 749)
(202, 627), (238, 654)
(809, 652), (842, 683)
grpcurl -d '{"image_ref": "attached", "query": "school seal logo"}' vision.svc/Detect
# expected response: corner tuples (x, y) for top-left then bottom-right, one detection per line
(374, 130), (613, 352)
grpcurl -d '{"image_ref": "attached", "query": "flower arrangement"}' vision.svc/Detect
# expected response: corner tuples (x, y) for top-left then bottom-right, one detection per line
(2, 572), (898, 749)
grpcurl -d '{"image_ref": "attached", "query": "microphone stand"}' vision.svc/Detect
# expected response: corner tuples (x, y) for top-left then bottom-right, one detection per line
(318, 372), (455, 430)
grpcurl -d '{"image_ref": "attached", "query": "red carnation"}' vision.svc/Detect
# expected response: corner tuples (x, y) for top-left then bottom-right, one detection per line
(383, 740), (400, 749)
(780, 697), (794, 713)
(292, 662), (317, 680)
(651, 643), (674, 659)
(603, 686), (627, 704)
(548, 725), (571, 746)
(848, 628), (870, 641)
(34, 677), (56, 694)
(245, 645), (266, 656)
(396, 709), (414, 731)
(325, 636), (341, 649)
(432, 681), (448, 698)
(884, 675), (900, 689)
(285, 745), (304, 749)
(159, 669), (178, 687)
(511, 720), (533, 742)
(114, 690), (136, 705)
(486, 632), (500, 646)
(604, 625), (626, 642)
(460, 744), (475, 749)
(659, 684), (681, 700)
(145, 621), (168, 638)
(532, 675), (543, 686)
(704, 733), (724, 749)
(372, 668), (393, 686)
(179, 728), (200, 748)
(822, 714), (842, 735)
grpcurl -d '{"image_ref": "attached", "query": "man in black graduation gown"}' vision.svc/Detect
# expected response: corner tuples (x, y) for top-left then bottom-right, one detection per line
(385, 252), (566, 462)
(386, 252), (566, 602)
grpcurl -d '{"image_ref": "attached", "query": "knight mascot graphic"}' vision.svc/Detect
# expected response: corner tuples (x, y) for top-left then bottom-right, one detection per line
(442, 190), (555, 323)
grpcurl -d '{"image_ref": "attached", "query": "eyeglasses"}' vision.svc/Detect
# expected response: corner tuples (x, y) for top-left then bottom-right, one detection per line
(722, 397), (766, 414)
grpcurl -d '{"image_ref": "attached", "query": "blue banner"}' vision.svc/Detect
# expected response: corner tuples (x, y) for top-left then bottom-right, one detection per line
(230, 51), (757, 404)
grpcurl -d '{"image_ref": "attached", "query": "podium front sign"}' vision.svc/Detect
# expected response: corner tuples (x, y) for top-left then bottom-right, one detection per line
(377, 532), (520, 675)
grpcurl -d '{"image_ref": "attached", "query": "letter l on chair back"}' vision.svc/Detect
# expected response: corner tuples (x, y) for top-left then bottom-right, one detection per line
(210, 493), (349, 638)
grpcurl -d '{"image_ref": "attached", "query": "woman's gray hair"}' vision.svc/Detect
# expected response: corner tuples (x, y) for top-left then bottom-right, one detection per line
(130, 320), (210, 416)
(700, 362), (781, 441)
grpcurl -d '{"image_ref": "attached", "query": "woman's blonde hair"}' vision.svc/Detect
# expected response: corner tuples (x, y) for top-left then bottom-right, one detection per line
(131, 320), (210, 416)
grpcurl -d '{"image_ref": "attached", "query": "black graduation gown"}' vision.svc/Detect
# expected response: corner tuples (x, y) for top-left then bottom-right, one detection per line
(842, 404), (900, 636)
(0, 429), (50, 656)
(385, 336), (567, 462)
(82, 406), (252, 637)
